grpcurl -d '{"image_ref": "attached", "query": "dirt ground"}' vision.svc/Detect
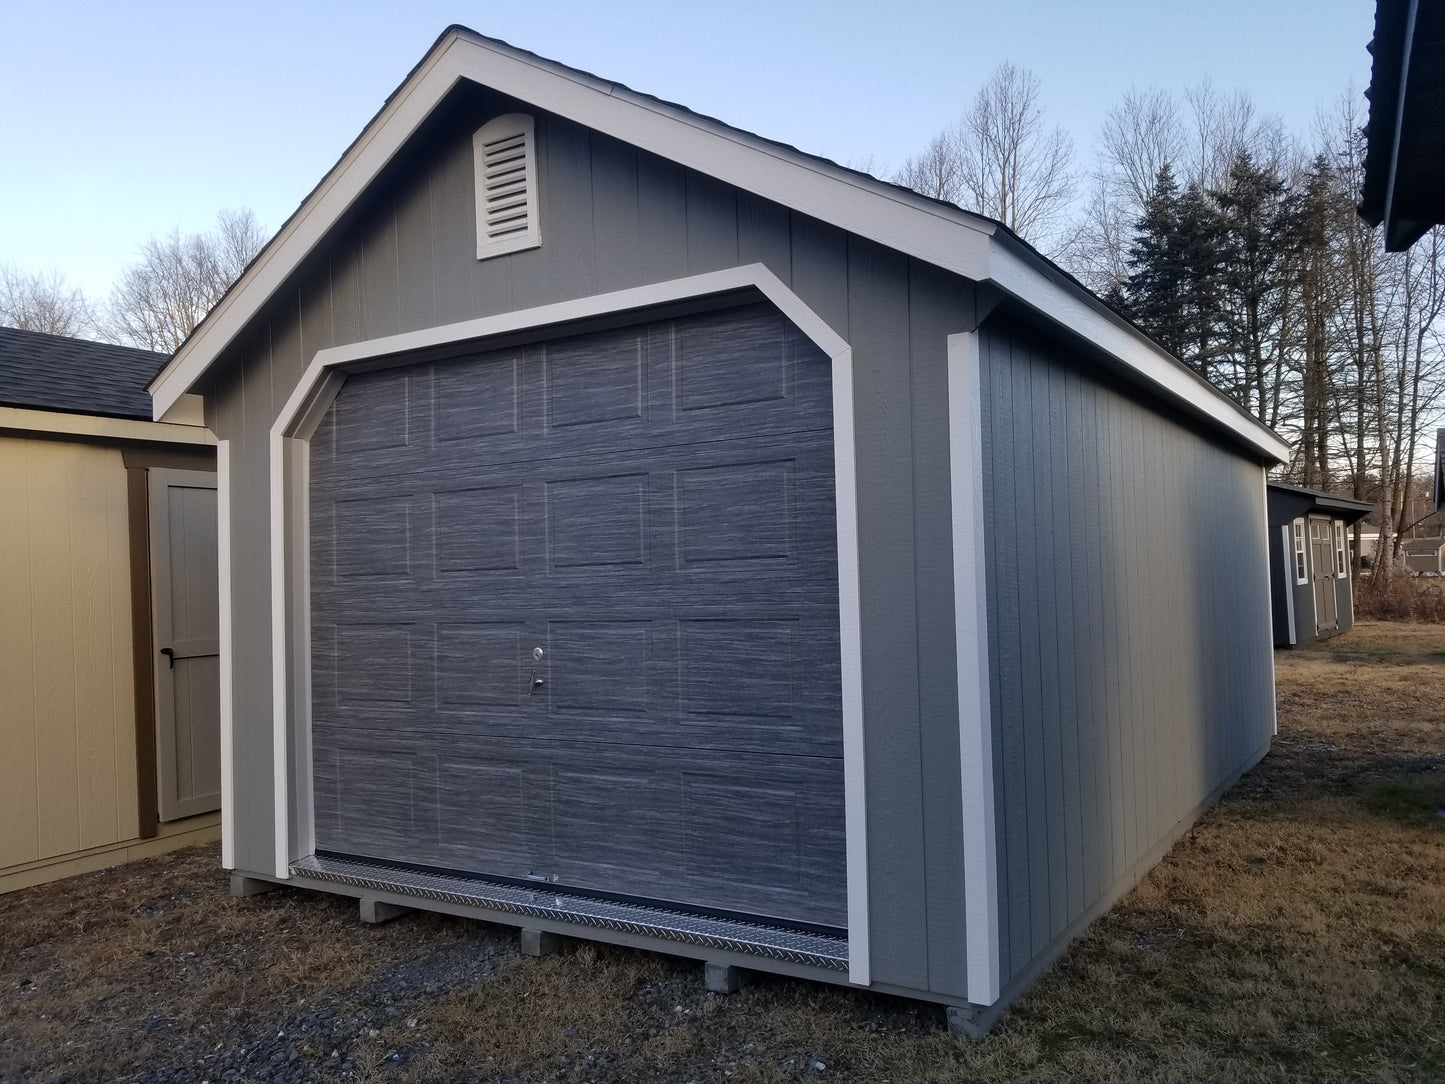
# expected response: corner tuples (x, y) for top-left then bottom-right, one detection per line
(2, 621), (1441, 1083)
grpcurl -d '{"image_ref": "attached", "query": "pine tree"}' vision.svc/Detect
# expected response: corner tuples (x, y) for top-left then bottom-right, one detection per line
(1212, 151), (1294, 424)
(1124, 164), (1188, 356)
(1295, 156), (1337, 489)
(1124, 163), (1228, 381)
(1173, 180), (1228, 382)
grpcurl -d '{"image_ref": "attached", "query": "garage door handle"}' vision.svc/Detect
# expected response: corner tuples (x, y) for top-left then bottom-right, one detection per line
(160, 647), (175, 669)
(530, 669), (544, 694)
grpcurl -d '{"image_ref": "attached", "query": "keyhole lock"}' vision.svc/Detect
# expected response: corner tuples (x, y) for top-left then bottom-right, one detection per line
(530, 646), (545, 694)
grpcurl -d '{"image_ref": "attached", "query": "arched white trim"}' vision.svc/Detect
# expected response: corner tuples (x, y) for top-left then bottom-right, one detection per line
(268, 263), (870, 986)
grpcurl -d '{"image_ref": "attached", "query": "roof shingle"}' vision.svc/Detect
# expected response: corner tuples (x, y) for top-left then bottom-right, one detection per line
(0, 327), (167, 420)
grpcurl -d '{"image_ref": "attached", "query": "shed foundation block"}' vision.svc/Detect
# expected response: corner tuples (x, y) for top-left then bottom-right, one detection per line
(520, 928), (564, 957)
(359, 897), (414, 924)
(229, 873), (277, 898)
(945, 1005), (988, 1042)
(704, 962), (749, 994)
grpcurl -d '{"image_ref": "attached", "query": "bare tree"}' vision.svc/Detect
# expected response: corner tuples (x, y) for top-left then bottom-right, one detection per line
(104, 208), (267, 353)
(1099, 86), (1185, 208)
(0, 264), (95, 337)
(1068, 87), (1185, 295)
(959, 63), (1077, 250)
(893, 130), (966, 204)
(894, 63), (1076, 255)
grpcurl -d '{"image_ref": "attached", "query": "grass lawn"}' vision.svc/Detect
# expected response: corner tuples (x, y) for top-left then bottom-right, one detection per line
(1, 621), (1441, 1082)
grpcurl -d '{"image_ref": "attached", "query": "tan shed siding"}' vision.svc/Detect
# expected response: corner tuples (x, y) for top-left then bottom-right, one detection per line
(0, 435), (139, 867)
(209, 100), (977, 994)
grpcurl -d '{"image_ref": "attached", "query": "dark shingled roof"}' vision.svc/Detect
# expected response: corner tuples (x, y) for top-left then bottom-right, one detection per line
(0, 326), (168, 420)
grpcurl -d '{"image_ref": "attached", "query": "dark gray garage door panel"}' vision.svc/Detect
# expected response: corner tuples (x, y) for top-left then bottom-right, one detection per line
(309, 303), (846, 927)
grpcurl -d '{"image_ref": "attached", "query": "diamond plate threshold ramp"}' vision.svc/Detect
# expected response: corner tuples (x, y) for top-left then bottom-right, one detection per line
(292, 854), (849, 971)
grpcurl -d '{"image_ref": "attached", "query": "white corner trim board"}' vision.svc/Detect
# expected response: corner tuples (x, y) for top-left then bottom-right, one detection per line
(1263, 472), (1281, 737)
(217, 439), (235, 869)
(947, 332), (1002, 1007)
(266, 265), (871, 986)
(268, 430), (292, 880)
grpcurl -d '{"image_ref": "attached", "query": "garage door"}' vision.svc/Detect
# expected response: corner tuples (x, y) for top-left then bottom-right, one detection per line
(308, 302), (846, 928)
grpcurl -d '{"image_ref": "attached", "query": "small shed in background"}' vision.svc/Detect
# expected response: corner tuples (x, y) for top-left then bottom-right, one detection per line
(1266, 482), (1373, 647)
(1403, 538), (1445, 574)
(0, 328), (220, 892)
(146, 28), (1290, 1036)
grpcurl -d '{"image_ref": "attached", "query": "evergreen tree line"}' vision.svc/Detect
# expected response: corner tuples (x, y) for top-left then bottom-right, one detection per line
(896, 75), (1444, 578)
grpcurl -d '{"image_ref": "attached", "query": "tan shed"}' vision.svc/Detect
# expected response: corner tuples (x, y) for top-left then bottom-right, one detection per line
(0, 328), (221, 892)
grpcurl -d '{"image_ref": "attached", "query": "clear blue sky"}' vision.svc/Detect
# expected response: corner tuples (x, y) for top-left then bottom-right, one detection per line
(0, 0), (1376, 301)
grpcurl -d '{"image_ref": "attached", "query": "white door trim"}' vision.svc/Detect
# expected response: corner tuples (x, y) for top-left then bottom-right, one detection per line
(268, 263), (871, 986)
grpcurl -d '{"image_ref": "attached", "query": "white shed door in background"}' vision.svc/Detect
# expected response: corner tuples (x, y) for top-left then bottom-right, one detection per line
(307, 302), (847, 929)
(149, 469), (221, 821)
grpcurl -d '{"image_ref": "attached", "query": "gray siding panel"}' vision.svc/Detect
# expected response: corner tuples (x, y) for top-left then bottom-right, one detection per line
(636, 152), (689, 285)
(848, 237), (927, 990)
(590, 137), (643, 295)
(361, 210), (401, 341)
(225, 337), (277, 875)
(908, 262), (968, 997)
(431, 136), (477, 326)
(979, 315), (1274, 988)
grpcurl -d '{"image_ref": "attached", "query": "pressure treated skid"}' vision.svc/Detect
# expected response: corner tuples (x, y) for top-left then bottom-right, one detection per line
(156, 27), (1287, 1032)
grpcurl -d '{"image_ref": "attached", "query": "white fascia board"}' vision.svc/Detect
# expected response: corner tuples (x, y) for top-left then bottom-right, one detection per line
(149, 31), (991, 419)
(987, 243), (1290, 464)
(0, 405), (215, 445)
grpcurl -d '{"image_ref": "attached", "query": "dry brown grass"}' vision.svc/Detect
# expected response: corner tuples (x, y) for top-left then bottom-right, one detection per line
(1355, 575), (1445, 622)
(2, 620), (1442, 1082)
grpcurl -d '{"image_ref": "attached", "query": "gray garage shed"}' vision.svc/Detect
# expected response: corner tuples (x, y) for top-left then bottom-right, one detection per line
(147, 28), (1289, 1035)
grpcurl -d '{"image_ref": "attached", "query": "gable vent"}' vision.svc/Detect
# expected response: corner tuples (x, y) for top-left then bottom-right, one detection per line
(474, 114), (540, 259)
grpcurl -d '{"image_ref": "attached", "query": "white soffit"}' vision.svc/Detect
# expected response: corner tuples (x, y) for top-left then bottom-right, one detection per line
(149, 27), (1287, 464)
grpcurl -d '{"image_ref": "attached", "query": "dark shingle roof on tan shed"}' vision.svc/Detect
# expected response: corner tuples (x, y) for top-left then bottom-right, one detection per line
(0, 327), (167, 420)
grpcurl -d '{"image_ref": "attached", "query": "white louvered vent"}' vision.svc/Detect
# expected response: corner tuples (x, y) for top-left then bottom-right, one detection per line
(473, 114), (540, 259)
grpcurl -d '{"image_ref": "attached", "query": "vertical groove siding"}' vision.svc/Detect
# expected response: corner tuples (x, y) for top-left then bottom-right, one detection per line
(207, 98), (973, 995)
(978, 316), (1274, 988)
(0, 436), (139, 871)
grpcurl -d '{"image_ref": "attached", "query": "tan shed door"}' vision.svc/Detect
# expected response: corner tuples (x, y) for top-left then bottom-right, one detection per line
(1310, 516), (1338, 633)
(149, 469), (221, 821)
